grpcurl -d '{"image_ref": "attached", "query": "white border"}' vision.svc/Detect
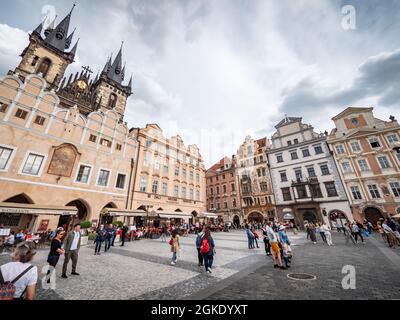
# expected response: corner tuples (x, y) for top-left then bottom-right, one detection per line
(18, 150), (48, 177)
(74, 162), (94, 185)
(0, 143), (17, 172)
(115, 171), (127, 190)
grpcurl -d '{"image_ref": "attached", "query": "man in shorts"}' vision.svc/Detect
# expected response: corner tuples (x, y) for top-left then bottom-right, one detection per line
(265, 223), (286, 270)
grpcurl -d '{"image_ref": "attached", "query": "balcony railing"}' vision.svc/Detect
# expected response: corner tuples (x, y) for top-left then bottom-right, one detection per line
(291, 177), (319, 186)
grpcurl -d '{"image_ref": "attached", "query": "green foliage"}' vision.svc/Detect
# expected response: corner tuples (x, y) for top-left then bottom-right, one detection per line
(80, 221), (91, 229)
(112, 221), (123, 228)
(88, 232), (96, 241)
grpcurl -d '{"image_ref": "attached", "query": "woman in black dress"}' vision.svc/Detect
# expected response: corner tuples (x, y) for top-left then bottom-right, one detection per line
(46, 229), (65, 282)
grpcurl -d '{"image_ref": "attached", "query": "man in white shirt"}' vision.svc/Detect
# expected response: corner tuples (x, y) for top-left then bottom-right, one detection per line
(62, 224), (81, 279)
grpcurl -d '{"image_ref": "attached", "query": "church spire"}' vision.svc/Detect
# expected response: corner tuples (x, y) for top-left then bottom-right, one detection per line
(65, 27), (76, 49)
(44, 15), (57, 37)
(70, 38), (79, 57)
(33, 19), (45, 36)
(107, 42), (124, 83)
(44, 4), (76, 52)
(128, 73), (133, 91)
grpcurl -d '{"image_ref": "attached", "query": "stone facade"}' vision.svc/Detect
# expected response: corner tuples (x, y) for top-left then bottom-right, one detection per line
(206, 156), (241, 225)
(327, 107), (400, 225)
(130, 124), (207, 226)
(267, 117), (351, 228)
(0, 73), (138, 232)
(236, 136), (276, 224)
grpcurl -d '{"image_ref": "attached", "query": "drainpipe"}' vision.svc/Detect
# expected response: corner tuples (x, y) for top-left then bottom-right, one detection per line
(130, 129), (142, 219)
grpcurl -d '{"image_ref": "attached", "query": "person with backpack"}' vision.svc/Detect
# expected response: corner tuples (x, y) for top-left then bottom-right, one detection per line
(0, 242), (37, 300)
(201, 229), (216, 274)
(195, 227), (206, 267)
(170, 229), (180, 265)
(95, 225), (107, 255)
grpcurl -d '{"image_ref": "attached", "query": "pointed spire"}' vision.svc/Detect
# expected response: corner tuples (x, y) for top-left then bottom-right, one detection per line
(121, 62), (126, 82)
(44, 4), (76, 52)
(65, 27), (76, 49)
(70, 38), (79, 57)
(67, 73), (73, 86)
(128, 73), (133, 90)
(107, 42), (124, 83)
(33, 19), (45, 37)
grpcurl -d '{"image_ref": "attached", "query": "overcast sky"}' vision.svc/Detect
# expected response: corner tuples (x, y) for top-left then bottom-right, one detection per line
(0, 0), (399, 167)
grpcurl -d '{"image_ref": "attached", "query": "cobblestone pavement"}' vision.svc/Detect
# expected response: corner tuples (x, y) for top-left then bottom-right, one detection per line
(1, 230), (399, 300)
(192, 232), (400, 300)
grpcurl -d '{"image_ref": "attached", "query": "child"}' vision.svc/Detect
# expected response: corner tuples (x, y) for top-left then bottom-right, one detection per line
(281, 243), (291, 268)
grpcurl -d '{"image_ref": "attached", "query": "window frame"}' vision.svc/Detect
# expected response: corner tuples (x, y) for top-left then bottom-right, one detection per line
(115, 172), (127, 190)
(18, 150), (47, 177)
(96, 168), (112, 187)
(0, 144), (17, 172)
(74, 163), (93, 185)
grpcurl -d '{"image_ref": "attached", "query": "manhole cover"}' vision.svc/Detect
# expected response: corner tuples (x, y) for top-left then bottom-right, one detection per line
(287, 273), (316, 281)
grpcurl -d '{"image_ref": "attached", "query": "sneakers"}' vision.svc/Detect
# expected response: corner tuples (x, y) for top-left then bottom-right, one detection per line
(71, 272), (80, 276)
(273, 265), (279, 269)
(171, 261), (176, 265)
(279, 266), (287, 270)
(61, 274), (68, 279)
(206, 269), (212, 274)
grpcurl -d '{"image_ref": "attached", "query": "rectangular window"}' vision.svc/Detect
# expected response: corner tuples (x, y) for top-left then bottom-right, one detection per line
(282, 188), (292, 201)
(15, 109), (28, 120)
(0, 147), (13, 170)
(260, 182), (268, 192)
(290, 151), (298, 160)
(287, 141), (292, 146)
(387, 134), (399, 144)
(182, 187), (187, 199)
(152, 180), (158, 194)
(22, 153), (44, 175)
(335, 145), (345, 154)
(143, 152), (151, 167)
(350, 141), (361, 152)
(34, 115), (46, 126)
(0, 102), (8, 113)
(324, 182), (338, 197)
(369, 137), (381, 149)
(89, 134), (97, 143)
(162, 182), (168, 196)
(276, 154), (283, 163)
(116, 173), (126, 189)
(190, 189), (194, 200)
(224, 201), (228, 209)
(368, 184), (381, 199)
(280, 171), (288, 182)
(320, 164), (330, 175)
(357, 159), (369, 172)
(146, 139), (152, 148)
(116, 144), (122, 151)
(294, 139), (299, 144)
(389, 182), (400, 197)
(76, 165), (91, 183)
(182, 168), (187, 178)
(295, 169), (302, 181)
(296, 185), (308, 199)
(163, 164), (169, 174)
(175, 167), (179, 176)
(196, 172), (200, 182)
(232, 198), (237, 207)
(210, 187), (214, 195)
(140, 176), (147, 192)
(310, 183), (323, 198)
(174, 185), (179, 198)
(378, 156), (391, 169)
(350, 186), (363, 200)
(154, 160), (160, 170)
(302, 149), (310, 157)
(223, 185), (227, 193)
(231, 183), (235, 192)
(314, 145), (323, 154)
(196, 191), (200, 201)
(97, 169), (110, 186)
(342, 162), (352, 174)
(100, 138), (112, 148)
(216, 186), (220, 194)
(307, 167), (316, 178)
(190, 171), (194, 180)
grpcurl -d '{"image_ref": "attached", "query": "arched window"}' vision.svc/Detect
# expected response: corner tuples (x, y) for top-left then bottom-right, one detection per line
(37, 58), (52, 77)
(108, 93), (117, 109)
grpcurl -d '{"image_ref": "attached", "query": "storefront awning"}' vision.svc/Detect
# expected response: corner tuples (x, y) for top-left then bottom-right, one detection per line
(102, 208), (146, 217)
(199, 212), (218, 218)
(0, 202), (77, 216)
(159, 212), (191, 219)
(283, 213), (295, 220)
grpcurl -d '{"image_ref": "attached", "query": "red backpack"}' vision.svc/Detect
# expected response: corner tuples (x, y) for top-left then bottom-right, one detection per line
(200, 238), (210, 254)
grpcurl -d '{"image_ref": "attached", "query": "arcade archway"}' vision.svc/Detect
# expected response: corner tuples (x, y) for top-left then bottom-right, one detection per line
(247, 212), (263, 223)
(364, 207), (384, 226)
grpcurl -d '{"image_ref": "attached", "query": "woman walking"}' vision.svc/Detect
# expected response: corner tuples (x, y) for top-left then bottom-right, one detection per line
(321, 223), (333, 246)
(170, 229), (180, 265)
(201, 229), (216, 273)
(94, 225), (107, 255)
(308, 223), (317, 244)
(46, 229), (65, 282)
(252, 226), (260, 248)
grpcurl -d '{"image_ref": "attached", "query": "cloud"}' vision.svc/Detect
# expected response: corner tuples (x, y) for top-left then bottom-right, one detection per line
(279, 48), (400, 119)
(0, 24), (28, 74)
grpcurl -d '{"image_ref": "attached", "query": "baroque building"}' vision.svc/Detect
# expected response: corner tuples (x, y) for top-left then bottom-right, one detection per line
(130, 124), (207, 226)
(206, 156), (241, 226)
(327, 107), (400, 225)
(267, 117), (351, 228)
(236, 136), (276, 224)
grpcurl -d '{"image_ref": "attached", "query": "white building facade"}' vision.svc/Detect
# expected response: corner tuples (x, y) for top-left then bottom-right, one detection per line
(267, 117), (352, 228)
